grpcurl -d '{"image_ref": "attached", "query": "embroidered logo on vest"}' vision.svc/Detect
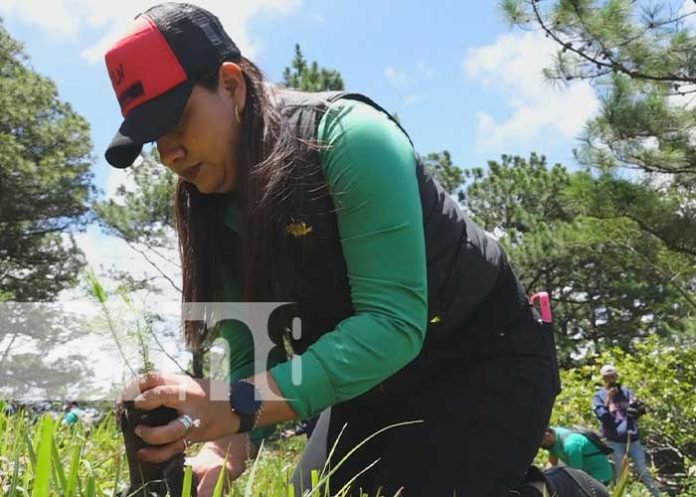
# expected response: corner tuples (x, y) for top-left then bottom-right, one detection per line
(286, 220), (313, 237)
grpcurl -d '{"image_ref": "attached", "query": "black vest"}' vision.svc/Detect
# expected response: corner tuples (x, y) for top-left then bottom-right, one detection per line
(268, 89), (504, 393)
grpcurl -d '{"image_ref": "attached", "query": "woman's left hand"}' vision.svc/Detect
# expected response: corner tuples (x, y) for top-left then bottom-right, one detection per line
(124, 372), (240, 463)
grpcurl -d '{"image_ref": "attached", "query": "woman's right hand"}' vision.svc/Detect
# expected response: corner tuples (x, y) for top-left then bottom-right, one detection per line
(187, 434), (256, 497)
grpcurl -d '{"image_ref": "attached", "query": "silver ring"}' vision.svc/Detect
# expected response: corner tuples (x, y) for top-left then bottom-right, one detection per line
(178, 414), (194, 432)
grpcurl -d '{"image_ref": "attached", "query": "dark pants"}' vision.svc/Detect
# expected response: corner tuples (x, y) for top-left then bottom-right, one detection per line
(293, 260), (560, 497)
(517, 467), (610, 497)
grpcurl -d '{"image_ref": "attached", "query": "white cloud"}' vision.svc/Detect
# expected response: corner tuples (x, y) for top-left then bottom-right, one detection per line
(0, 0), (78, 37)
(386, 65), (431, 106)
(104, 155), (142, 205)
(70, 226), (181, 300)
(681, 0), (696, 29)
(0, 0), (301, 63)
(384, 66), (406, 88)
(668, 82), (696, 110)
(309, 12), (325, 23)
(417, 60), (434, 78)
(405, 94), (420, 105)
(464, 31), (600, 152)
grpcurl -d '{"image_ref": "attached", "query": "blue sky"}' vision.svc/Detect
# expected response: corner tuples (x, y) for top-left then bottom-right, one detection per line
(0, 0), (601, 289)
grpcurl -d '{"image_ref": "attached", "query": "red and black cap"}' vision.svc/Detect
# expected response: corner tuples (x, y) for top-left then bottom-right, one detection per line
(104, 3), (241, 168)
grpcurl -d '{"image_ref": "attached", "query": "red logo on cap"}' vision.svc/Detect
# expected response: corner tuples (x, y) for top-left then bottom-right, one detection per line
(105, 16), (187, 117)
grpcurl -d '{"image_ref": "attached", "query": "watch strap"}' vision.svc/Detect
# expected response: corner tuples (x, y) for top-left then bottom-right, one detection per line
(230, 380), (262, 434)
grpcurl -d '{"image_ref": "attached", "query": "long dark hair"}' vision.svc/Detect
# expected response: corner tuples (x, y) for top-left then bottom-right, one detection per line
(175, 56), (318, 350)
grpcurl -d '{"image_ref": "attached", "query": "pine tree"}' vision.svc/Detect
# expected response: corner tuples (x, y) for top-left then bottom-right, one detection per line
(422, 151), (465, 198)
(282, 44), (344, 92)
(501, 0), (696, 258)
(465, 153), (695, 360)
(0, 21), (94, 301)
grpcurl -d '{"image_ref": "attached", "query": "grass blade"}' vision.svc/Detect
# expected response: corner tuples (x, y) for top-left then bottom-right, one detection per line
(312, 420), (423, 495)
(244, 439), (265, 497)
(66, 443), (82, 497)
(212, 451), (230, 497)
(181, 464), (194, 497)
(7, 414), (28, 497)
(24, 430), (37, 470)
(86, 475), (97, 497)
(333, 459), (381, 497)
(8, 456), (22, 497)
(111, 451), (123, 497)
(31, 416), (54, 497)
(0, 408), (9, 455)
(51, 434), (68, 494)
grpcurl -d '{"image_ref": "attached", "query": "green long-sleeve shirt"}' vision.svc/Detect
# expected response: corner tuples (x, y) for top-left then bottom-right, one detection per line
(218, 98), (428, 420)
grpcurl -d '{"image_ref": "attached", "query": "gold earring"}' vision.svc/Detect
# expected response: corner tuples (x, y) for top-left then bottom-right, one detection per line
(235, 106), (242, 125)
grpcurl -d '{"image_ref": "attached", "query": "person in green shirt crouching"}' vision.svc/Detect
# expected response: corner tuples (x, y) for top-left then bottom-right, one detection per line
(542, 426), (613, 485)
(62, 401), (84, 427)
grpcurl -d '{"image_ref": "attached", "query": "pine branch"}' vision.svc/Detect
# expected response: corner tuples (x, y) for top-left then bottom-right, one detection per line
(124, 240), (181, 293)
(606, 239), (696, 310)
(620, 213), (696, 257)
(529, 0), (696, 84)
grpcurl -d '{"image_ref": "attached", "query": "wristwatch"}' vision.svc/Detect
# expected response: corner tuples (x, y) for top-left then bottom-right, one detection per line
(229, 380), (263, 433)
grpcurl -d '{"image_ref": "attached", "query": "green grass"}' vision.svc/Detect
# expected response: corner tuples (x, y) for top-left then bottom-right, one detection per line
(0, 408), (307, 497)
(1, 409), (125, 497)
(0, 408), (686, 497)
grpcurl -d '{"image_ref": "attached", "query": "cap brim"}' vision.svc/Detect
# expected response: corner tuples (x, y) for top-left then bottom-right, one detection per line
(105, 81), (194, 168)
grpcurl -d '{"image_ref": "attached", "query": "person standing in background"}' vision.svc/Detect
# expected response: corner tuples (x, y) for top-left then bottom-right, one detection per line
(592, 364), (660, 496)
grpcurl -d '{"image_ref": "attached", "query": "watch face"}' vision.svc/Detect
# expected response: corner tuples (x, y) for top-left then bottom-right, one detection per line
(232, 381), (262, 415)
